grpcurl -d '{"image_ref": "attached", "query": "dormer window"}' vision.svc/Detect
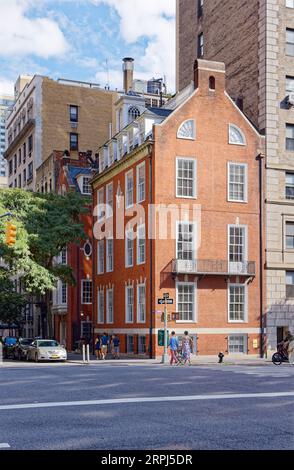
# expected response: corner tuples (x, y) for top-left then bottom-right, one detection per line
(82, 176), (91, 195)
(177, 120), (196, 140)
(128, 106), (140, 123)
(229, 124), (246, 146)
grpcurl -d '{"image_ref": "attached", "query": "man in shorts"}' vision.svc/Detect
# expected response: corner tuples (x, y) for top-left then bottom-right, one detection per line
(101, 332), (109, 360)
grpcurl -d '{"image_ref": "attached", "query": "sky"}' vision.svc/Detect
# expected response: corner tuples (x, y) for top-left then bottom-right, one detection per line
(0, 0), (176, 97)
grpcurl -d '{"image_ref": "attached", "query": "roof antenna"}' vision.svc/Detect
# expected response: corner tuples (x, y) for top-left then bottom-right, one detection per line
(105, 59), (110, 90)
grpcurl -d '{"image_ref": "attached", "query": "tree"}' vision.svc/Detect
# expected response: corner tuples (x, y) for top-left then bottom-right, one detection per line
(0, 268), (27, 327)
(0, 189), (90, 336)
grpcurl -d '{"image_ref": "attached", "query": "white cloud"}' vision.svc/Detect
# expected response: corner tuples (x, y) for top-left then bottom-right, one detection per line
(0, 0), (69, 58)
(91, 0), (176, 91)
(0, 78), (14, 96)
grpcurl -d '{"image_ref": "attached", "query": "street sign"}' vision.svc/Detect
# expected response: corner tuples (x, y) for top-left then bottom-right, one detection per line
(158, 298), (174, 305)
(163, 293), (170, 299)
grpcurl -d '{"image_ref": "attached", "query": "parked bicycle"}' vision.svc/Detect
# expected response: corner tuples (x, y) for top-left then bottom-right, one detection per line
(272, 342), (289, 365)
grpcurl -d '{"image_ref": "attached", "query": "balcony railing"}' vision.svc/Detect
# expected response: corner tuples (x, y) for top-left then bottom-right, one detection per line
(172, 259), (256, 277)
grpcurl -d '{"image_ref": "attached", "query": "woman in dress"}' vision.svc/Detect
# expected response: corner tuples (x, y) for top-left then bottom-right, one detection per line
(182, 331), (193, 366)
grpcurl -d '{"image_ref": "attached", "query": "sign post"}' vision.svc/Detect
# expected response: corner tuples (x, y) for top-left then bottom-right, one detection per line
(158, 296), (173, 364)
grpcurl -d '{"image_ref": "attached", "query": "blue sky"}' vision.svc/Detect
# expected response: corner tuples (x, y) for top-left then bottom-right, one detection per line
(0, 0), (176, 96)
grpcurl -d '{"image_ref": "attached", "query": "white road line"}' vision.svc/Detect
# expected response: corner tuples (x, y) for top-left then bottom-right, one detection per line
(0, 443), (10, 449)
(0, 391), (293, 411)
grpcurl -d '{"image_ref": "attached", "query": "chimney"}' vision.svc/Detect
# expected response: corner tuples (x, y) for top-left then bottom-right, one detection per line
(194, 59), (226, 94)
(122, 57), (134, 93)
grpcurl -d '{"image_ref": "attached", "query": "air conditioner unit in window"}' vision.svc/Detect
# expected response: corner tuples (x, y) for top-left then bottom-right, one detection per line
(287, 94), (294, 106)
(71, 122), (78, 128)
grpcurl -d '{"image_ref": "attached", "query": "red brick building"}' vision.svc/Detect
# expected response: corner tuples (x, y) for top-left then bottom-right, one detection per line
(51, 150), (95, 350)
(92, 60), (265, 358)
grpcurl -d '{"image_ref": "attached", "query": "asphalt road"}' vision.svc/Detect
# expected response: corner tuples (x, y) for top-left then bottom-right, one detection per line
(0, 362), (293, 450)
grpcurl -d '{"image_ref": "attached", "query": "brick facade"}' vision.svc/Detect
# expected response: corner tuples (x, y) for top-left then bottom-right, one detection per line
(92, 61), (264, 358)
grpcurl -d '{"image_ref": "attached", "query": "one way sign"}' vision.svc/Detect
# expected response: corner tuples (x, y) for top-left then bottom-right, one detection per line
(158, 298), (174, 305)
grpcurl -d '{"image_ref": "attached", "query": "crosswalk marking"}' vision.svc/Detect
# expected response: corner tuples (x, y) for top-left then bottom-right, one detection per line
(0, 443), (10, 449)
(0, 391), (293, 412)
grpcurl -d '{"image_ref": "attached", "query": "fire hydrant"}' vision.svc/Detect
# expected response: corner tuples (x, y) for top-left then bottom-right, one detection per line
(218, 352), (224, 364)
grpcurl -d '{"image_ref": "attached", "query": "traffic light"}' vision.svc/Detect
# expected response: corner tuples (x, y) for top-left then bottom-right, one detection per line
(5, 222), (17, 246)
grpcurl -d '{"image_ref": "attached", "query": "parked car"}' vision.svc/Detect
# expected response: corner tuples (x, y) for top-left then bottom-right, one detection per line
(13, 338), (34, 360)
(3, 337), (17, 359)
(26, 339), (67, 362)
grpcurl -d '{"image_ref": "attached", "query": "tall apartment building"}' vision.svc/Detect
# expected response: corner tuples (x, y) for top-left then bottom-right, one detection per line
(176, 0), (294, 354)
(92, 60), (264, 358)
(4, 75), (117, 192)
(0, 94), (14, 187)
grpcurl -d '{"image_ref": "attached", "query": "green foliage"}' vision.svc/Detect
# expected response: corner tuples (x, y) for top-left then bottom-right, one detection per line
(0, 189), (90, 295)
(0, 268), (27, 324)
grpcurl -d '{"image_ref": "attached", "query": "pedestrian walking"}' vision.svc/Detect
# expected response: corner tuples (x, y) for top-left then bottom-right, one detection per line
(288, 338), (294, 365)
(94, 335), (101, 360)
(168, 331), (179, 365)
(101, 332), (109, 360)
(113, 335), (120, 359)
(182, 331), (193, 366)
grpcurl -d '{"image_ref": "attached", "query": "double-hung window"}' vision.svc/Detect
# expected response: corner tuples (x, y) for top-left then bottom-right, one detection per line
(177, 283), (195, 322)
(286, 124), (294, 151)
(61, 282), (67, 304)
(286, 271), (294, 298)
(106, 182), (113, 218)
(98, 290), (104, 324)
(70, 133), (78, 151)
(126, 286), (134, 323)
(98, 240), (104, 274)
(286, 173), (294, 199)
(177, 222), (195, 260)
(228, 163), (247, 202)
(228, 284), (247, 322)
(70, 105), (78, 123)
(286, 222), (294, 249)
(176, 158), (197, 198)
(229, 225), (247, 273)
(137, 224), (146, 264)
(137, 284), (146, 323)
(126, 171), (133, 208)
(286, 28), (294, 56)
(137, 162), (145, 203)
(82, 177), (91, 195)
(82, 280), (92, 304)
(97, 188), (104, 221)
(125, 229), (134, 267)
(106, 239), (114, 272)
(106, 289), (114, 324)
(228, 335), (247, 354)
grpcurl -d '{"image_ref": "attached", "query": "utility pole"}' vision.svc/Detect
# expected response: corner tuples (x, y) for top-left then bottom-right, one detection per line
(162, 300), (169, 364)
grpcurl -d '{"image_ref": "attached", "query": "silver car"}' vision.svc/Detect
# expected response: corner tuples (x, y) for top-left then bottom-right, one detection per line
(26, 339), (67, 362)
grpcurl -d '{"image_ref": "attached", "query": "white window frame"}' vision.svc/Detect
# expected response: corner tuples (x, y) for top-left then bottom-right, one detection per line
(228, 334), (248, 354)
(125, 170), (134, 208)
(61, 282), (67, 305)
(97, 290), (104, 324)
(176, 157), (197, 199)
(137, 223), (146, 265)
(82, 176), (91, 195)
(97, 239), (104, 274)
(176, 281), (197, 323)
(106, 288), (114, 324)
(228, 224), (248, 265)
(137, 283), (146, 324)
(97, 187), (104, 222)
(228, 283), (248, 323)
(81, 280), (92, 305)
(136, 162), (146, 203)
(177, 119), (196, 140)
(176, 221), (197, 260)
(125, 229), (134, 268)
(125, 286), (134, 324)
(228, 124), (246, 146)
(106, 239), (114, 272)
(106, 182), (113, 218)
(227, 162), (248, 203)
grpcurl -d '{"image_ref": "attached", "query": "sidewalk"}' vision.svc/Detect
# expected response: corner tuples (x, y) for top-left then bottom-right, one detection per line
(67, 352), (273, 366)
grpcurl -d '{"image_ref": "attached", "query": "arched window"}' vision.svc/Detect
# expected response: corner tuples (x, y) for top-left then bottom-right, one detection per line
(229, 124), (246, 146)
(177, 119), (196, 140)
(209, 76), (216, 90)
(128, 106), (140, 123)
